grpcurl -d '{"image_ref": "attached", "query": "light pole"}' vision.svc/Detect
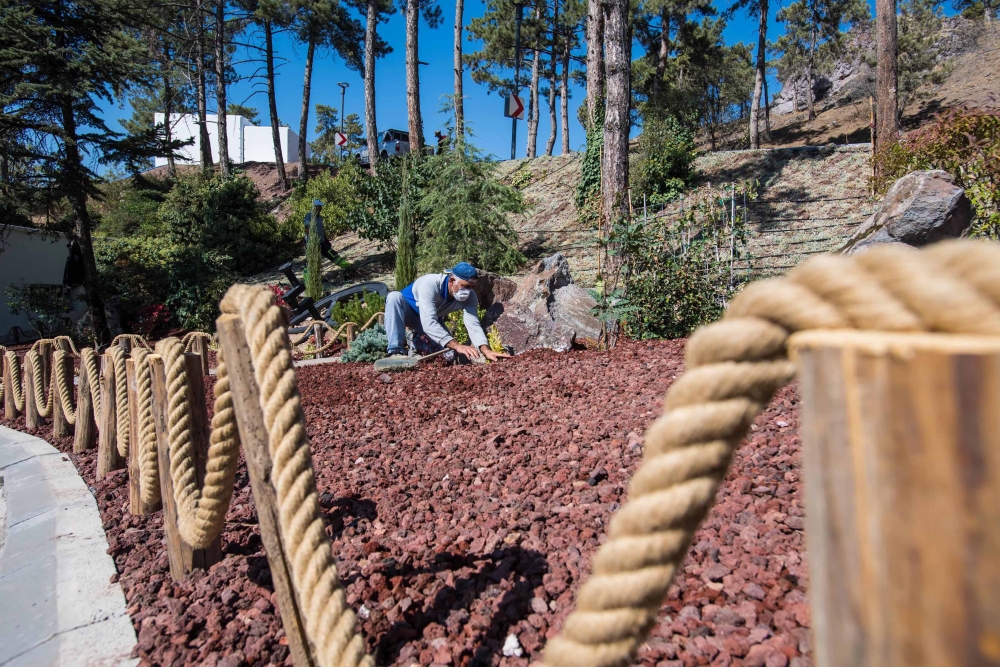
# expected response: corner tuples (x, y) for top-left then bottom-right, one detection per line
(337, 81), (349, 163)
(511, 0), (525, 161)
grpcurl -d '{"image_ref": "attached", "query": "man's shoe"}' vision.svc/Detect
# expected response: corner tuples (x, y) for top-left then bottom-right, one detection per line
(386, 348), (407, 357)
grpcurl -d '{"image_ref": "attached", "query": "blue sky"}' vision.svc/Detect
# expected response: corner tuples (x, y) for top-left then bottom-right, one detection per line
(97, 0), (874, 164)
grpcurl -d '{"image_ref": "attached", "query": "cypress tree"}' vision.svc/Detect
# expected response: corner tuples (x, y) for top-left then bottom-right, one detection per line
(395, 159), (418, 290)
(305, 202), (324, 301)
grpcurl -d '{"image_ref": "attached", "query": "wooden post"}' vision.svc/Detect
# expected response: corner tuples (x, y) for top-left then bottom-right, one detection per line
(344, 323), (356, 348)
(791, 330), (1000, 667)
(96, 354), (124, 478)
(24, 352), (40, 429)
(3, 353), (17, 419)
(73, 359), (97, 453)
(149, 355), (222, 581)
(73, 357), (96, 452)
(190, 335), (211, 377)
(312, 323), (325, 359)
(126, 359), (143, 515)
(216, 314), (316, 667)
(51, 339), (72, 438)
(376, 312), (384, 327)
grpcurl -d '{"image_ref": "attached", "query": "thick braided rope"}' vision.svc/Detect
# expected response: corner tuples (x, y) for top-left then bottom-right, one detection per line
(53, 349), (77, 425)
(220, 284), (373, 667)
(542, 240), (1000, 667)
(109, 345), (131, 456)
(112, 333), (152, 350)
(27, 347), (55, 418)
(80, 347), (102, 418)
(4, 350), (25, 412)
(133, 347), (161, 508)
(182, 331), (215, 353)
(53, 335), (80, 357)
(156, 337), (239, 549)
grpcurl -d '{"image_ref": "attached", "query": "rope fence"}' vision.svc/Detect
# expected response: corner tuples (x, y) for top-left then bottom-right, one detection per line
(4, 240), (998, 667)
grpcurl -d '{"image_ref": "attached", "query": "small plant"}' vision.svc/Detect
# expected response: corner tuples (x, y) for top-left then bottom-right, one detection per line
(487, 326), (504, 353)
(4, 284), (75, 337)
(267, 284), (287, 307)
(330, 290), (386, 325)
(631, 115), (697, 206)
(509, 165), (535, 190)
(340, 324), (388, 362)
(446, 306), (487, 344)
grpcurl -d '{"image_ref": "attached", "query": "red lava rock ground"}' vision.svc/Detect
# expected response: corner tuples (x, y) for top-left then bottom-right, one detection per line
(2, 339), (811, 667)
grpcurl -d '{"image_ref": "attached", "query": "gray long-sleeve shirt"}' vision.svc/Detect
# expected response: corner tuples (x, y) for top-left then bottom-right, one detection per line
(303, 211), (326, 244)
(403, 273), (489, 349)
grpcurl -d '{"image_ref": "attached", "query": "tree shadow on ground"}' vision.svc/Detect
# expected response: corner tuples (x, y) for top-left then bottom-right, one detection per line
(370, 545), (549, 666)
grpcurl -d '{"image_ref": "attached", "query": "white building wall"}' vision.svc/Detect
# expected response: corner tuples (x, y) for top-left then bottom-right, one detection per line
(153, 113), (304, 167)
(0, 227), (86, 337)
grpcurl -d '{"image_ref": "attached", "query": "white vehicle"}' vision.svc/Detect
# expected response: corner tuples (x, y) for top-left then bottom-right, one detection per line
(356, 129), (410, 166)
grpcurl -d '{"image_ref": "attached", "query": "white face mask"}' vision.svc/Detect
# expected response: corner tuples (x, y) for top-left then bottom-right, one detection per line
(454, 288), (473, 301)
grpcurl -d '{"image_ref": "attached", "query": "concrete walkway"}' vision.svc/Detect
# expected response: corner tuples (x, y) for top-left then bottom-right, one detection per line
(0, 426), (137, 667)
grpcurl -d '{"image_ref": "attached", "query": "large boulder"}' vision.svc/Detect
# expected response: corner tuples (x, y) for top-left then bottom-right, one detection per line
(493, 254), (601, 353)
(841, 170), (971, 255)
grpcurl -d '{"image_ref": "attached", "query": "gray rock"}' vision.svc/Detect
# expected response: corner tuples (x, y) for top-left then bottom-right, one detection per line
(841, 170), (971, 255)
(494, 254), (601, 353)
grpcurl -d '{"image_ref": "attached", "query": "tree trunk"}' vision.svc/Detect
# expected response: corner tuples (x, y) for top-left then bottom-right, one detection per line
(807, 7), (817, 121)
(527, 7), (542, 158)
(60, 98), (110, 346)
(454, 0), (464, 138)
(405, 0), (424, 152)
(214, 0), (230, 175)
(763, 74), (772, 140)
(601, 0), (629, 289)
(365, 0), (380, 173)
(653, 9), (668, 97)
(585, 0), (604, 127)
(875, 0), (899, 162)
(749, 0), (768, 149)
(560, 27), (570, 154)
(298, 35), (316, 182)
(264, 21), (288, 191)
(163, 41), (177, 177)
(545, 0), (559, 156)
(195, 13), (213, 171)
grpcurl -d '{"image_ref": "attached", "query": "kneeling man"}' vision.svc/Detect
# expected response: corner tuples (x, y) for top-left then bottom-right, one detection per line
(385, 262), (509, 362)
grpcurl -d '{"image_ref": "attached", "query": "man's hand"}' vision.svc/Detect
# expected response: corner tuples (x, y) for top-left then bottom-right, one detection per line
(446, 340), (481, 360)
(480, 345), (510, 362)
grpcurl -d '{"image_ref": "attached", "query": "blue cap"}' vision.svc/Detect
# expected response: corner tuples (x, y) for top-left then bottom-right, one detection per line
(446, 262), (478, 280)
(313, 199), (323, 207)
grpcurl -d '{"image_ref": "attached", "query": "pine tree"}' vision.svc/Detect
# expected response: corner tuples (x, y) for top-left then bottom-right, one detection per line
(0, 0), (184, 344)
(416, 138), (526, 274)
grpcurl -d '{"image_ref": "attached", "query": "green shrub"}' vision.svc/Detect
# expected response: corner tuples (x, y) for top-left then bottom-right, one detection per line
(330, 290), (386, 325)
(4, 284), (76, 337)
(342, 159), (409, 247)
(94, 172), (298, 331)
(874, 106), (1000, 239)
(632, 115), (697, 206)
(305, 203), (324, 302)
(607, 183), (754, 340)
(340, 324), (388, 362)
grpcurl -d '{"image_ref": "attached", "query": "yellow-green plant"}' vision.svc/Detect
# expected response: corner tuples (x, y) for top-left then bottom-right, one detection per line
(487, 326), (504, 353)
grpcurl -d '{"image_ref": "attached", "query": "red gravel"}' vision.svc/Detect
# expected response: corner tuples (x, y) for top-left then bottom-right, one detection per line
(2, 339), (811, 667)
